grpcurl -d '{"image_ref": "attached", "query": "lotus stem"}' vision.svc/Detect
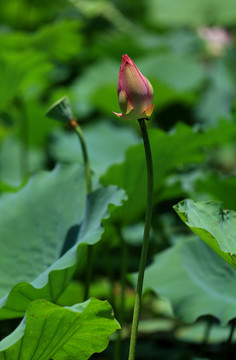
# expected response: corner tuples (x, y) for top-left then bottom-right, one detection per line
(128, 118), (153, 360)
(70, 119), (93, 301)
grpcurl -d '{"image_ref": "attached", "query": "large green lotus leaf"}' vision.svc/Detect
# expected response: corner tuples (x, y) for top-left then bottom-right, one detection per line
(49, 121), (139, 176)
(0, 163), (125, 319)
(101, 122), (236, 224)
(0, 136), (45, 187)
(0, 298), (119, 359)
(174, 199), (236, 269)
(138, 236), (236, 325)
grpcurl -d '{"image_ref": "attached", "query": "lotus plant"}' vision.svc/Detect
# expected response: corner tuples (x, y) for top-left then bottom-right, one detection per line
(114, 54), (154, 360)
(46, 96), (92, 301)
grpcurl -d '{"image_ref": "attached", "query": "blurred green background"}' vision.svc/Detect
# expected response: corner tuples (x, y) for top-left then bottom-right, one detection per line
(1, 0), (236, 189)
(1, 1), (236, 358)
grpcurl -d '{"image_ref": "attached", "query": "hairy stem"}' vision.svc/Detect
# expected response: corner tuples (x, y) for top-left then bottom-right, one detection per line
(128, 118), (153, 360)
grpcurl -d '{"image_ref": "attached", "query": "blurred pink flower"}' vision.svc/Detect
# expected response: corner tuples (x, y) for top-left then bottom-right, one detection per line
(113, 54), (154, 120)
(197, 27), (233, 56)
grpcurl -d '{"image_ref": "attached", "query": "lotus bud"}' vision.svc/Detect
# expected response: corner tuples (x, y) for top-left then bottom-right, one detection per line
(113, 54), (154, 120)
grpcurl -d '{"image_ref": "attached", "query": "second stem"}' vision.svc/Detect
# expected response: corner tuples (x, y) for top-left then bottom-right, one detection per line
(73, 121), (93, 301)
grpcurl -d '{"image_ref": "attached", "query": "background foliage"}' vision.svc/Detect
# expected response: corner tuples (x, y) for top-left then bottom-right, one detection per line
(1, 0), (236, 359)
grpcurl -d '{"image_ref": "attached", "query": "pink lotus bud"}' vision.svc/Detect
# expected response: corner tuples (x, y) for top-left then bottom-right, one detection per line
(113, 54), (154, 120)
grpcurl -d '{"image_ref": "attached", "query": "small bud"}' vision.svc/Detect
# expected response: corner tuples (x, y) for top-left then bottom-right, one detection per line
(113, 54), (154, 120)
(46, 96), (73, 123)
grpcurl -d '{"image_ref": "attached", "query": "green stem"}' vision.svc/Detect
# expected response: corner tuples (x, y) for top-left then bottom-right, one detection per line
(224, 319), (236, 360)
(104, 243), (115, 308)
(74, 124), (92, 194)
(83, 246), (94, 301)
(73, 122), (93, 301)
(120, 234), (128, 326)
(114, 228), (129, 360)
(128, 118), (153, 360)
(202, 317), (213, 348)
